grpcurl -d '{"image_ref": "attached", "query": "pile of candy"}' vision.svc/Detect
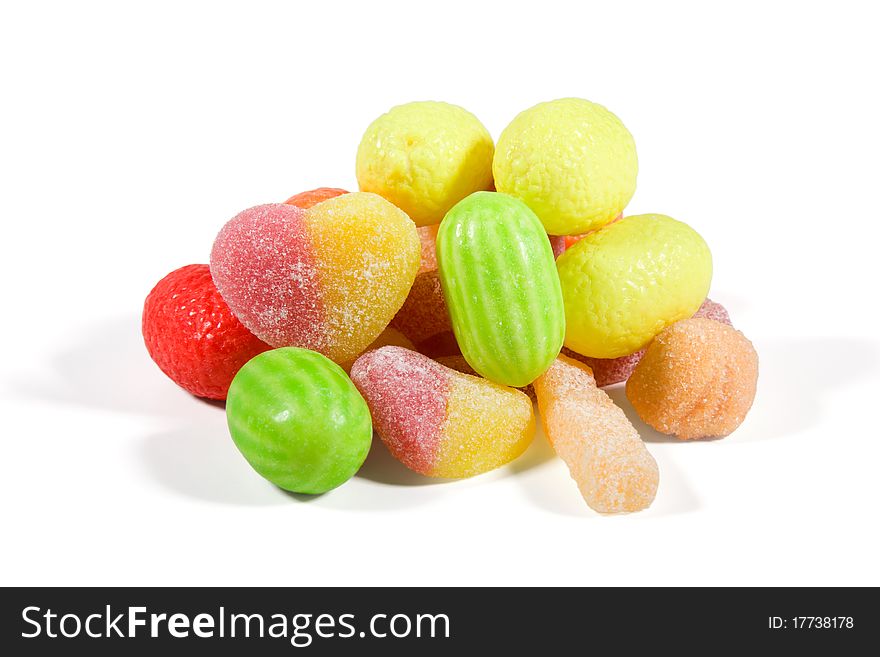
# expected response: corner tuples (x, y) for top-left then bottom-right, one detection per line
(143, 98), (759, 513)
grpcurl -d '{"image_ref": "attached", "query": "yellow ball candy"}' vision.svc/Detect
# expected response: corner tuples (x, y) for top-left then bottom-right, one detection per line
(356, 101), (494, 226)
(493, 98), (638, 236)
(557, 214), (712, 358)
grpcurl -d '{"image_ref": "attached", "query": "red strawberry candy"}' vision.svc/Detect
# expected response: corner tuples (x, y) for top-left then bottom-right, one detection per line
(142, 264), (270, 400)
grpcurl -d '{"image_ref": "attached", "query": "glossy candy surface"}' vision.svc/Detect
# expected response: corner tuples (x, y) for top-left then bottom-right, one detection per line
(142, 264), (270, 399)
(557, 213), (712, 359)
(437, 191), (564, 387)
(226, 347), (372, 494)
(210, 193), (420, 364)
(534, 355), (659, 513)
(350, 347), (534, 478)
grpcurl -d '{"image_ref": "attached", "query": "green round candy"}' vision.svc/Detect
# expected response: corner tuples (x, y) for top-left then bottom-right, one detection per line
(437, 191), (565, 387)
(226, 347), (372, 494)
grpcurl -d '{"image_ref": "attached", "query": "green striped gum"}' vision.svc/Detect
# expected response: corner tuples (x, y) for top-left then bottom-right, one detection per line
(226, 347), (372, 494)
(437, 191), (565, 387)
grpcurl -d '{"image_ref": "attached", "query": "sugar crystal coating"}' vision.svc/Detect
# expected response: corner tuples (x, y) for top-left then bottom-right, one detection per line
(351, 347), (534, 478)
(417, 224), (440, 273)
(433, 372), (535, 477)
(390, 269), (452, 344)
(534, 355), (659, 513)
(210, 194), (420, 364)
(626, 318), (758, 440)
(305, 192), (420, 362)
(561, 347), (645, 388)
(350, 346), (448, 475)
(210, 204), (323, 349)
(694, 298), (731, 326)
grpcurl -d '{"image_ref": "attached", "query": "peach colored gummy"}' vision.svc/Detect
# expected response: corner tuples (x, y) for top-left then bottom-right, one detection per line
(534, 355), (659, 513)
(626, 318), (758, 440)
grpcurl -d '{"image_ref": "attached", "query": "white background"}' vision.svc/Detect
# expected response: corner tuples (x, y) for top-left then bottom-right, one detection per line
(1, 1), (878, 586)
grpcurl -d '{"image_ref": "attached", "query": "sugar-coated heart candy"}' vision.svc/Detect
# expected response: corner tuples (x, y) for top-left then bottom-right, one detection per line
(210, 193), (420, 364)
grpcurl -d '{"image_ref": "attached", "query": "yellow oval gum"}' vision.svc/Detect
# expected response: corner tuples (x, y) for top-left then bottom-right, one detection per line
(557, 214), (712, 358)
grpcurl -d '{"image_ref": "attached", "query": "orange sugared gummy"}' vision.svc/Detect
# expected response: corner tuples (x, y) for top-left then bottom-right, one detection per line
(534, 355), (659, 513)
(626, 318), (758, 439)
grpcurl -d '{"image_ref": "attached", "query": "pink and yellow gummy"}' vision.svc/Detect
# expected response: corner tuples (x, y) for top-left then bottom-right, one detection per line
(351, 346), (534, 478)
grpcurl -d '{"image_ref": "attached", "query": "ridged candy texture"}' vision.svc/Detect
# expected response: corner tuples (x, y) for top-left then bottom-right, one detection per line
(437, 192), (565, 387)
(226, 347), (372, 494)
(534, 355), (659, 513)
(210, 193), (420, 364)
(350, 347), (535, 478)
(557, 213), (712, 359)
